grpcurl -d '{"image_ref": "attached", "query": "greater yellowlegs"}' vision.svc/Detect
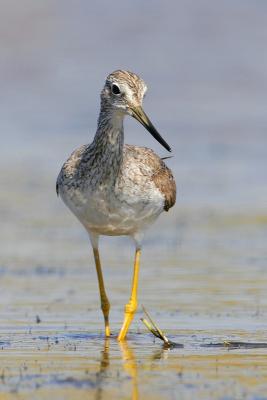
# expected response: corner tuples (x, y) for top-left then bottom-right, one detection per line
(56, 70), (176, 340)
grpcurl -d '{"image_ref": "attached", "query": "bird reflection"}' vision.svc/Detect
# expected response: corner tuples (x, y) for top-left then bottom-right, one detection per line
(95, 338), (139, 400)
(95, 338), (110, 400)
(94, 338), (174, 400)
(119, 340), (139, 400)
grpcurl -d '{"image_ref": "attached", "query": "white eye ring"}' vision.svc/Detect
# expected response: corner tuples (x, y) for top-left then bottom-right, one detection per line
(111, 84), (121, 95)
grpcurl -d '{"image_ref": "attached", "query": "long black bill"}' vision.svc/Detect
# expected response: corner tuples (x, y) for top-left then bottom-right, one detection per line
(131, 106), (171, 152)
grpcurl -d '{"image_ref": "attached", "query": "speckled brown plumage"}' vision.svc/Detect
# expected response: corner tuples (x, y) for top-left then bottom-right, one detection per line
(120, 145), (176, 212)
(57, 69), (176, 243)
(152, 160), (176, 211)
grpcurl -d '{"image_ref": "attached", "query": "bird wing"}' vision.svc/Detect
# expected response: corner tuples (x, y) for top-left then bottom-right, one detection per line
(123, 145), (176, 211)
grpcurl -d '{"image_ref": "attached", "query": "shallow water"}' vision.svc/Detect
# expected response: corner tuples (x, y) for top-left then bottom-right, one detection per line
(1, 1), (267, 399)
(1, 196), (267, 399)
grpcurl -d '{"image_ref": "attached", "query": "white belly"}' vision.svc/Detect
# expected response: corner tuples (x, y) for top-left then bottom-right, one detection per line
(60, 185), (164, 236)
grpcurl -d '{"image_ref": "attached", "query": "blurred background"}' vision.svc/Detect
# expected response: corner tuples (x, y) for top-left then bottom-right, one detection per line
(0, 0), (267, 330)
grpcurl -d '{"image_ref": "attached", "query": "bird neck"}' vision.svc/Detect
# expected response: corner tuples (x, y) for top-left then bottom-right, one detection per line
(95, 107), (124, 145)
(91, 106), (124, 183)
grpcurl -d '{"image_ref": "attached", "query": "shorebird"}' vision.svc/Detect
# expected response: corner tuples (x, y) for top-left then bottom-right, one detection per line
(56, 70), (176, 340)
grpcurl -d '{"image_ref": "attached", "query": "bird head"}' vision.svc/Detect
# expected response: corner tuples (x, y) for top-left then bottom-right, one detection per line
(101, 70), (171, 152)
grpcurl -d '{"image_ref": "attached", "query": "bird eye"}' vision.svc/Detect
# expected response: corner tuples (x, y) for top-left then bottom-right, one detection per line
(112, 84), (121, 95)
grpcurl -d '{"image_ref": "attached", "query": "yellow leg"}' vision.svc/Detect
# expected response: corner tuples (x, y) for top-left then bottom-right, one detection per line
(93, 247), (111, 337)
(118, 249), (141, 341)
